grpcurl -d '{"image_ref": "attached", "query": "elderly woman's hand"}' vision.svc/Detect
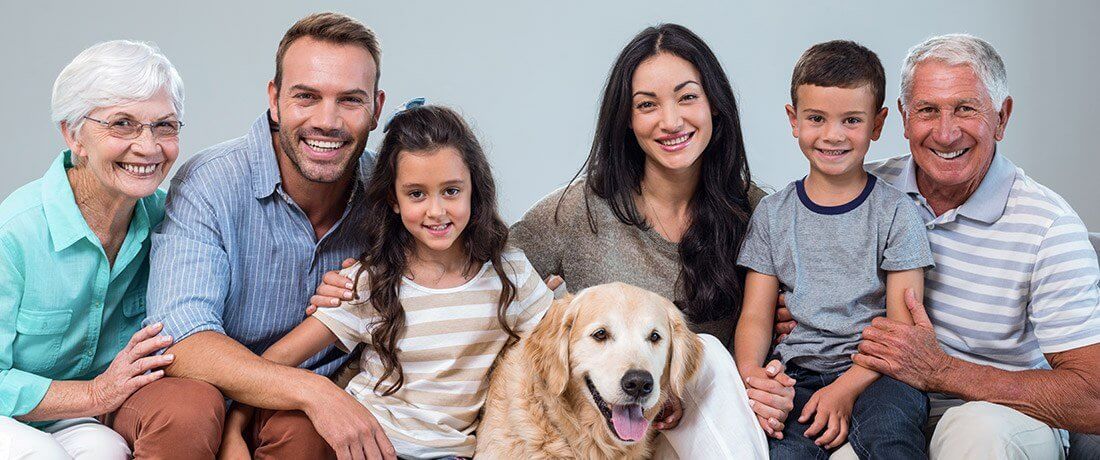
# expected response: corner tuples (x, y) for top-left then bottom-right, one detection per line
(87, 322), (174, 414)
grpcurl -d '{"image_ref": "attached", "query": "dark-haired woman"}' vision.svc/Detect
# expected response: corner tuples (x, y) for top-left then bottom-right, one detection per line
(509, 24), (775, 458)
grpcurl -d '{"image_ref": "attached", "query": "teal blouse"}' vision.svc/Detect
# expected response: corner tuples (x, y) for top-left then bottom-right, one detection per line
(0, 151), (165, 421)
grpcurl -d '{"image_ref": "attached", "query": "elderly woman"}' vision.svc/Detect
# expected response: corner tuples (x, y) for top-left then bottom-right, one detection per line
(0, 40), (183, 459)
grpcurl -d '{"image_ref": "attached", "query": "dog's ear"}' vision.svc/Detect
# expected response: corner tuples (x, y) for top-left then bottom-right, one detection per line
(524, 293), (575, 395)
(665, 302), (703, 400)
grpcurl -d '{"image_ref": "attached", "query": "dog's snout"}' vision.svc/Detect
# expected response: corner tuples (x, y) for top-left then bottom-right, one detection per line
(620, 369), (654, 398)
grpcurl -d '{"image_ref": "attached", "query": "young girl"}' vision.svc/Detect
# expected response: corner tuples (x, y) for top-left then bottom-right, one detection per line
(221, 102), (552, 459)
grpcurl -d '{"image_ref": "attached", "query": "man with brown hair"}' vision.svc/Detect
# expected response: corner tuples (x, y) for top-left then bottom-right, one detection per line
(108, 12), (396, 459)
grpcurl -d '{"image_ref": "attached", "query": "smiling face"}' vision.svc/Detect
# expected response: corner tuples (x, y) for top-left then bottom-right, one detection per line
(901, 60), (1012, 195)
(393, 146), (472, 259)
(62, 90), (179, 200)
(630, 53), (713, 176)
(787, 84), (887, 182)
(269, 37), (385, 184)
(567, 285), (678, 443)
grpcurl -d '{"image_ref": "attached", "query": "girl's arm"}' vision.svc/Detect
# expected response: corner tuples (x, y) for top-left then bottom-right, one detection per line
(734, 270), (780, 375)
(261, 316), (339, 366)
(222, 317), (342, 452)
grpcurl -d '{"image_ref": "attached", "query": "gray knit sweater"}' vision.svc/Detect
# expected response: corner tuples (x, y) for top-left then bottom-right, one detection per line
(510, 180), (765, 350)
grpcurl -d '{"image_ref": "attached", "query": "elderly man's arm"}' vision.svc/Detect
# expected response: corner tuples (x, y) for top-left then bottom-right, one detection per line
(854, 290), (1100, 434)
(934, 344), (1100, 434)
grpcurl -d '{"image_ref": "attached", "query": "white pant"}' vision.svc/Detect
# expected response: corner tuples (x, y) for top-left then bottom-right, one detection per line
(0, 416), (131, 460)
(653, 333), (770, 460)
(929, 401), (1064, 460)
(830, 400), (1065, 460)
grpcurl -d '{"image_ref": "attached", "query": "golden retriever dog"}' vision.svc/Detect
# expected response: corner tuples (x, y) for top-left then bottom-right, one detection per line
(477, 282), (703, 459)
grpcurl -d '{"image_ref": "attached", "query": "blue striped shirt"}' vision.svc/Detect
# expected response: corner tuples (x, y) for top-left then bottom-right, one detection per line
(867, 153), (1100, 372)
(145, 112), (374, 376)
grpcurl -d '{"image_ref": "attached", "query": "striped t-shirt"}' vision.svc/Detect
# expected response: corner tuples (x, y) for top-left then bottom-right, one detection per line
(311, 247), (552, 458)
(867, 153), (1100, 372)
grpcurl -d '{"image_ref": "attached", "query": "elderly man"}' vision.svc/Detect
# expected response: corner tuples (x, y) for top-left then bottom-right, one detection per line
(103, 12), (397, 460)
(848, 34), (1100, 459)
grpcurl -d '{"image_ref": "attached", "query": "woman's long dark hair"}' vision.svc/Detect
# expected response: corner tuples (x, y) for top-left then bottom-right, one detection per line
(561, 23), (754, 324)
(354, 105), (517, 396)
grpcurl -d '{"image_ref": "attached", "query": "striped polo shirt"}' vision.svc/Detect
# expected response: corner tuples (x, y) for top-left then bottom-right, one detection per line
(867, 153), (1100, 372)
(312, 247), (552, 458)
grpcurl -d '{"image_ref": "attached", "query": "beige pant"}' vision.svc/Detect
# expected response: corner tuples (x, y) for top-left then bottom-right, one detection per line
(652, 334), (770, 460)
(831, 401), (1064, 460)
(0, 416), (130, 460)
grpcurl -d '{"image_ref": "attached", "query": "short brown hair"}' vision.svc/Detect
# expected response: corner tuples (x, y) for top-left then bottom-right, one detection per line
(274, 12), (381, 90)
(791, 40), (885, 110)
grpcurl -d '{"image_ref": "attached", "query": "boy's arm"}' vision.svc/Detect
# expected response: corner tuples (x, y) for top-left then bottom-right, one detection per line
(829, 269), (924, 395)
(734, 271), (780, 374)
(736, 271), (797, 438)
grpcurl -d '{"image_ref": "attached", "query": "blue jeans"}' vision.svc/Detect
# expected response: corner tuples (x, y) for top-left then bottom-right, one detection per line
(769, 363), (929, 460)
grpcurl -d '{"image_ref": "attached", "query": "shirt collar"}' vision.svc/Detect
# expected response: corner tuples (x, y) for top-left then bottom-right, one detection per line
(248, 111), (282, 199)
(902, 149), (1016, 224)
(956, 150), (1015, 223)
(40, 150), (92, 252)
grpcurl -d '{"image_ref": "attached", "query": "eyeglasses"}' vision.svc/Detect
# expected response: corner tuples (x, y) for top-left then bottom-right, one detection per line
(82, 116), (184, 140)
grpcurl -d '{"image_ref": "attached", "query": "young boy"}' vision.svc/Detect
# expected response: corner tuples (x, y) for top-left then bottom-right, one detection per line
(734, 41), (934, 459)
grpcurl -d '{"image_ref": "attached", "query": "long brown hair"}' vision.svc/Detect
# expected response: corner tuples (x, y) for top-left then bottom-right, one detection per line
(560, 24), (754, 324)
(354, 104), (517, 396)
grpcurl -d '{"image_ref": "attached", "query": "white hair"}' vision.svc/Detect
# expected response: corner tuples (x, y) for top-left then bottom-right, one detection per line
(899, 33), (1008, 110)
(51, 40), (184, 132)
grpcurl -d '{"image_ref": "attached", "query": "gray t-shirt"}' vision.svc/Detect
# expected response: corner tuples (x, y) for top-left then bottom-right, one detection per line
(511, 179), (765, 350)
(736, 174), (934, 373)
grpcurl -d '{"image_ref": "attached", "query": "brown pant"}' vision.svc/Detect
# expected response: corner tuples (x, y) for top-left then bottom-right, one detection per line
(105, 377), (335, 459)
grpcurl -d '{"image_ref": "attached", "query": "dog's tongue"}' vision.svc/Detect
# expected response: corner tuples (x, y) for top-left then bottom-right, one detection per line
(611, 404), (648, 441)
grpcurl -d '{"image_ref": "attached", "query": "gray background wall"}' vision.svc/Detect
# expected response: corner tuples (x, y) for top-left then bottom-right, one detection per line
(2, 1), (1096, 229)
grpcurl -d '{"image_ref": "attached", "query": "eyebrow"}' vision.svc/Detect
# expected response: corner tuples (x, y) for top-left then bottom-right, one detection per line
(912, 97), (982, 107)
(802, 108), (870, 116)
(399, 179), (466, 190)
(288, 84), (370, 98)
(108, 111), (178, 121)
(632, 80), (702, 98)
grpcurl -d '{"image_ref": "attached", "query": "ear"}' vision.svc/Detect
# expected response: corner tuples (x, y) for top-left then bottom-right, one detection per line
(994, 96), (1013, 142)
(785, 104), (799, 138)
(665, 302), (702, 400)
(523, 293), (575, 395)
(371, 89), (387, 131)
(897, 98), (910, 140)
(267, 80), (280, 124)
(60, 121), (86, 161)
(870, 106), (889, 141)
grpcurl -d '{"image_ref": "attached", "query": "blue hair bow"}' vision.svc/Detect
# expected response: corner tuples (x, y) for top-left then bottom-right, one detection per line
(383, 97), (426, 133)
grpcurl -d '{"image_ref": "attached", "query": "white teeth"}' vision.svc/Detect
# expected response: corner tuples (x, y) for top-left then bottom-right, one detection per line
(121, 163), (157, 175)
(933, 148), (968, 159)
(818, 149), (849, 156)
(428, 224), (449, 231)
(658, 134), (690, 146)
(303, 139), (346, 151)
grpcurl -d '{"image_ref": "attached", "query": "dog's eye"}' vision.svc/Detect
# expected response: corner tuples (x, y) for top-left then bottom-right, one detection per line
(648, 331), (661, 343)
(591, 328), (608, 342)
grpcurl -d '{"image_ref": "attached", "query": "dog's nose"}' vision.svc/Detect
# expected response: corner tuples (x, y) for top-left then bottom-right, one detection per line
(621, 370), (654, 398)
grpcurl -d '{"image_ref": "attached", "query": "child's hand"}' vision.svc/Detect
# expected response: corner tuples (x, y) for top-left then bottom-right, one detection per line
(217, 432), (251, 460)
(799, 380), (858, 449)
(219, 404), (254, 460)
(307, 258), (358, 315)
(742, 361), (796, 439)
